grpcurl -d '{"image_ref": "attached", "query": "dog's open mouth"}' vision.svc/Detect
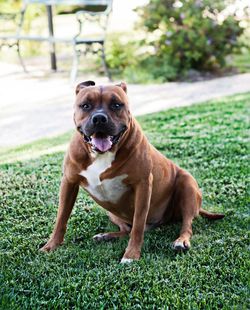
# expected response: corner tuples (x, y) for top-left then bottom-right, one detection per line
(83, 131), (125, 153)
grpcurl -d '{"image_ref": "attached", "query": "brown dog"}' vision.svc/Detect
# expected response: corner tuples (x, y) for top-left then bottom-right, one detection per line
(41, 81), (224, 262)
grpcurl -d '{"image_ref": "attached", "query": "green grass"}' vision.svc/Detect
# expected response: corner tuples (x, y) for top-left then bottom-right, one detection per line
(0, 131), (72, 164)
(228, 49), (250, 73)
(0, 93), (249, 309)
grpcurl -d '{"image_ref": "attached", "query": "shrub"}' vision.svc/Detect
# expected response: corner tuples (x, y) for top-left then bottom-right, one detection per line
(136, 0), (247, 75)
(106, 36), (139, 73)
(106, 34), (179, 83)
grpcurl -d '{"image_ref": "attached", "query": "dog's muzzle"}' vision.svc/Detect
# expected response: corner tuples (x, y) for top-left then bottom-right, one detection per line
(91, 113), (108, 126)
(78, 112), (127, 153)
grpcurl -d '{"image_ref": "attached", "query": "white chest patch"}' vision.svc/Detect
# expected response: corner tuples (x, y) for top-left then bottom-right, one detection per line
(79, 152), (128, 203)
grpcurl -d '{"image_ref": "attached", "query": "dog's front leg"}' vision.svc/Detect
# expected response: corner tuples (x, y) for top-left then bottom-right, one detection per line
(121, 174), (153, 263)
(40, 176), (79, 252)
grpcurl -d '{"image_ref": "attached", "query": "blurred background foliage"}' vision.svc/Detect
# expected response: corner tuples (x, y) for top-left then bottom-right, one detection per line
(0, 0), (249, 83)
(107, 0), (250, 82)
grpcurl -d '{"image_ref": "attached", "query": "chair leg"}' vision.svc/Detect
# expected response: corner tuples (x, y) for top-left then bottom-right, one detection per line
(17, 41), (28, 73)
(70, 43), (79, 84)
(101, 43), (112, 81)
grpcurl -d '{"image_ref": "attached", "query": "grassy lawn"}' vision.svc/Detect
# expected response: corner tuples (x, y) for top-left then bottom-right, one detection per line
(227, 49), (250, 74)
(0, 93), (249, 309)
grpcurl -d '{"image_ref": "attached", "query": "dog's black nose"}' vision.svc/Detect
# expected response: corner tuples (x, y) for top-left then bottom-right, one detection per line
(91, 113), (108, 125)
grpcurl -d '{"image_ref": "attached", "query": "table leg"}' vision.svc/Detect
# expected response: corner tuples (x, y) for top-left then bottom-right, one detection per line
(46, 5), (57, 71)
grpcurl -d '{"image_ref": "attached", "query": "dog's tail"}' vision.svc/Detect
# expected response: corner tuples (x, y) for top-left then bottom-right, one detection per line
(199, 208), (225, 220)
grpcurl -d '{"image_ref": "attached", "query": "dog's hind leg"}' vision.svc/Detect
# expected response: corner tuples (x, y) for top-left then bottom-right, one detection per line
(172, 170), (201, 251)
(93, 212), (131, 242)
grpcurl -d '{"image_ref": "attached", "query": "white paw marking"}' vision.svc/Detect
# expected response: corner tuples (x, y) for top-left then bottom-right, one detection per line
(173, 240), (189, 250)
(79, 152), (128, 203)
(93, 233), (104, 241)
(120, 258), (134, 264)
(174, 241), (185, 248)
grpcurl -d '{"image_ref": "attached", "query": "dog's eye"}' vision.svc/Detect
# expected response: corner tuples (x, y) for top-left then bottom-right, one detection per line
(80, 103), (91, 110)
(110, 102), (124, 111)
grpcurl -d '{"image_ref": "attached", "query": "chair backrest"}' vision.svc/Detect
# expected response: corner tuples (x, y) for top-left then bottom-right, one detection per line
(23, 0), (112, 8)
(20, 0), (113, 38)
(73, 0), (113, 39)
(22, 1), (113, 19)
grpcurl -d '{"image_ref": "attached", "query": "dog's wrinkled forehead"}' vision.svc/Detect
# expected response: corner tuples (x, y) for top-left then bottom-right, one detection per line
(75, 81), (128, 105)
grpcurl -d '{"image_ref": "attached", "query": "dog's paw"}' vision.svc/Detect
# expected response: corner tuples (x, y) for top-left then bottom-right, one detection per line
(173, 238), (190, 251)
(120, 248), (140, 263)
(120, 258), (134, 264)
(93, 233), (113, 242)
(39, 240), (62, 252)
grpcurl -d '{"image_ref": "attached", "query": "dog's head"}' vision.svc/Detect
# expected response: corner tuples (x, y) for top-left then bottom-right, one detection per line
(74, 81), (131, 153)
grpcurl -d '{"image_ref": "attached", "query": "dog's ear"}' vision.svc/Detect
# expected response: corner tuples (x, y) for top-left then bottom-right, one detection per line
(116, 82), (127, 93)
(75, 80), (95, 95)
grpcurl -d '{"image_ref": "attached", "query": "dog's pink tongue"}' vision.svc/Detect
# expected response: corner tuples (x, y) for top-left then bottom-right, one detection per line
(92, 136), (112, 152)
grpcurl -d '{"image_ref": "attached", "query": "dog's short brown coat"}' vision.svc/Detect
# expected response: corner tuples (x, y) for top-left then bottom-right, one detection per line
(41, 81), (224, 262)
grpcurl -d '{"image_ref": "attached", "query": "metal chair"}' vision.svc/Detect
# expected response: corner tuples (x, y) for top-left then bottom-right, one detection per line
(0, 0), (113, 81)
(0, 9), (27, 72)
(70, 0), (113, 81)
